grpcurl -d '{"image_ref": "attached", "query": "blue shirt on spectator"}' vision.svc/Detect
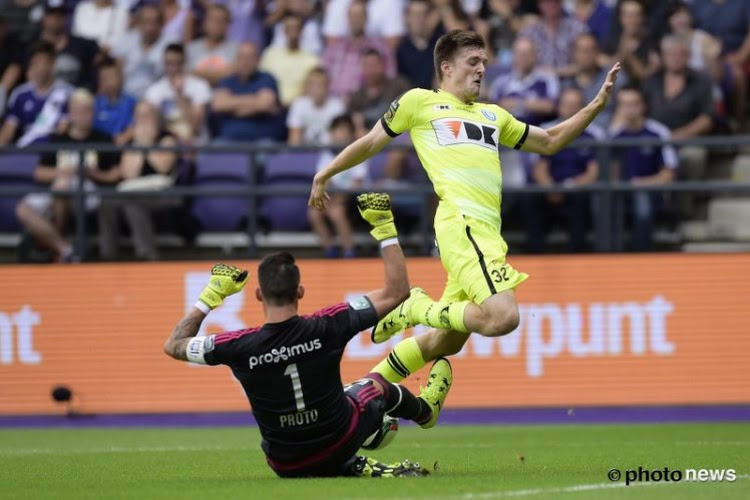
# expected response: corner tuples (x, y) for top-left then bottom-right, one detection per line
(610, 119), (678, 181)
(4, 80), (72, 145)
(531, 120), (604, 183)
(581, 1), (613, 46)
(214, 71), (286, 142)
(396, 28), (443, 89)
(489, 68), (560, 125)
(94, 94), (136, 137)
(691, 0), (750, 54)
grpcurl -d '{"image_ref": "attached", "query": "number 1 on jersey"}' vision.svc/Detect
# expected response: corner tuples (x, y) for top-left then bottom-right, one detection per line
(284, 363), (306, 412)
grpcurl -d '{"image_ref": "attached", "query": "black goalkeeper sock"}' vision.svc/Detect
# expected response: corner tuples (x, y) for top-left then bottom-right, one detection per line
(366, 372), (432, 426)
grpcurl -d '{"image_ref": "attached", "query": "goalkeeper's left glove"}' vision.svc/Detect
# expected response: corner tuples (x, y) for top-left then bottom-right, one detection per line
(198, 263), (249, 311)
(357, 193), (398, 241)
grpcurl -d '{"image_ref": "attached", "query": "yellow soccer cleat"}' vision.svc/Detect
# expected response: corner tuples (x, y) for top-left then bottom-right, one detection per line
(371, 287), (434, 344)
(418, 357), (453, 429)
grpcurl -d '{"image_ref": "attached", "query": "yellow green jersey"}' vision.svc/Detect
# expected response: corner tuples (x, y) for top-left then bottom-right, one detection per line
(380, 88), (529, 228)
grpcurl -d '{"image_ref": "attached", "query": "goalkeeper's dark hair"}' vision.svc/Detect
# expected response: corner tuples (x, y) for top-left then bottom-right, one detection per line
(434, 30), (485, 82)
(258, 251), (301, 306)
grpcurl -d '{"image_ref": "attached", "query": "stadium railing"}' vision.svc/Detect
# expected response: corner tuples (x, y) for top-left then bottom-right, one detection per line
(1, 135), (750, 261)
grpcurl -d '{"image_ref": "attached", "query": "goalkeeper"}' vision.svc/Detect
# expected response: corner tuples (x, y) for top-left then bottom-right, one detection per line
(164, 194), (452, 478)
(309, 30), (620, 385)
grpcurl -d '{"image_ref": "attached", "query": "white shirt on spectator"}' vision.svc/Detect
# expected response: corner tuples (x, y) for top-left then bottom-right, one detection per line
(112, 30), (176, 99)
(144, 75), (212, 142)
(322, 0), (405, 39)
(286, 95), (346, 145)
(316, 149), (368, 190)
(72, 0), (130, 50)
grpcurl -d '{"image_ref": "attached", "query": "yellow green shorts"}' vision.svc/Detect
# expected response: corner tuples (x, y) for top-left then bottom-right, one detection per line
(434, 203), (529, 304)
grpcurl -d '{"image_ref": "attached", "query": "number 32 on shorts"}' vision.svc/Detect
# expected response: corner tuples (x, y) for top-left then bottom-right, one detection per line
(489, 261), (510, 284)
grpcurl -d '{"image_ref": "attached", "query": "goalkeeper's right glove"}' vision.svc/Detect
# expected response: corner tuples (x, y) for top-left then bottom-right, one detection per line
(198, 263), (249, 311)
(357, 193), (398, 241)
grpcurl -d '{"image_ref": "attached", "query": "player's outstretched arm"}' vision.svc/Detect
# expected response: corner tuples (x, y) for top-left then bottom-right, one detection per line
(308, 121), (393, 210)
(356, 193), (410, 318)
(163, 263), (249, 361)
(522, 62), (621, 155)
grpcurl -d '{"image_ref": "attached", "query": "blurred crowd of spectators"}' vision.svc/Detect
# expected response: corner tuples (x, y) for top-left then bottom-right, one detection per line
(0, 0), (748, 259)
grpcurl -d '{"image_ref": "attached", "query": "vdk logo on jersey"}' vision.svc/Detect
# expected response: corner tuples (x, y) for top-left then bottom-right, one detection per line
(431, 118), (500, 151)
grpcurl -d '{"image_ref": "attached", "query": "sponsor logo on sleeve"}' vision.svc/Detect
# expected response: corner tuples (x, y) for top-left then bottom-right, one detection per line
(481, 109), (497, 121)
(348, 297), (371, 311)
(384, 99), (400, 124)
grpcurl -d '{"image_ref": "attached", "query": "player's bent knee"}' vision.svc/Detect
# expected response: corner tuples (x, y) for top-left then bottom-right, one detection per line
(481, 308), (520, 337)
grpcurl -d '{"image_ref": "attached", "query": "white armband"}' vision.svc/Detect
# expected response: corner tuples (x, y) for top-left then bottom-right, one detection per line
(186, 335), (213, 365)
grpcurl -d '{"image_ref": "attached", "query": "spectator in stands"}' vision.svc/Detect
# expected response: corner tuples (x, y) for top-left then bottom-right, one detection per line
(157, 0), (194, 43)
(564, 33), (625, 129)
(0, 42), (72, 147)
(145, 43), (212, 143)
(260, 14), (320, 106)
(214, 0), (265, 47)
(476, 0), (531, 70)
(600, 0), (658, 82)
(308, 114), (367, 258)
(526, 87), (603, 252)
(489, 36), (559, 126)
(37, 0), (100, 89)
(267, 0), (323, 55)
(112, 4), (173, 99)
(98, 101), (178, 261)
(323, 0), (405, 49)
(431, 0), (471, 32)
(186, 3), (238, 86)
(674, 1), (744, 126)
(396, 0), (442, 89)
(0, 15), (23, 118)
(641, 35), (713, 188)
(322, 0), (395, 97)
(610, 84), (677, 251)
(286, 67), (345, 145)
(94, 58), (136, 144)
(0, 0), (43, 47)
(690, 0), (750, 69)
(71, 0), (129, 53)
(520, 0), (587, 77)
(571, 0), (612, 46)
(211, 42), (286, 143)
(348, 49), (410, 135)
(15, 89), (121, 262)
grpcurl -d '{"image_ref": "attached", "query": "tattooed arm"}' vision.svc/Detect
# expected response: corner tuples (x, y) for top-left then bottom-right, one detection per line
(163, 308), (207, 361)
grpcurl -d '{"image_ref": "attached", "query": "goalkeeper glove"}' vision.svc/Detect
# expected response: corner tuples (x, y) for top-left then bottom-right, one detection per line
(357, 193), (397, 241)
(198, 263), (249, 310)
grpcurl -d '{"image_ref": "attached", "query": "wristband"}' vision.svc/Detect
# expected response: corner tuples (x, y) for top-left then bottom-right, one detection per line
(194, 300), (212, 314)
(380, 238), (399, 248)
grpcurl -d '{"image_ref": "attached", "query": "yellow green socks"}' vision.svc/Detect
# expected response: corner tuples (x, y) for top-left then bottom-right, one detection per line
(371, 337), (427, 383)
(409, 296), (470, 333)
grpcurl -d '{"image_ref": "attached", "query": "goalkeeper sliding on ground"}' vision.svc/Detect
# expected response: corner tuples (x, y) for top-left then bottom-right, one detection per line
(164, 194), (451, 478)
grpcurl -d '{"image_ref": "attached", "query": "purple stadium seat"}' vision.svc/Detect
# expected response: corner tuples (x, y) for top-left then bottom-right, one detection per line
(367, 152), (390, 183)
(0, 154), (39, 232)
(194, 152), (251, 181)
(0, 153), (38, 181)
(190, 153), (252, 231)
(263, 152), (318, 181)
(258, 152), (319, 231)
(260, 181), (311, 231)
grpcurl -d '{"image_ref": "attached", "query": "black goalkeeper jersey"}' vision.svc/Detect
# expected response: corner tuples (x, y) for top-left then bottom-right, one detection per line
(196, 298), (378, 463)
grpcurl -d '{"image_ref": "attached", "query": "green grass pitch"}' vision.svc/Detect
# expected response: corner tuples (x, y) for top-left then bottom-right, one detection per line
(1, 423), (748, 499)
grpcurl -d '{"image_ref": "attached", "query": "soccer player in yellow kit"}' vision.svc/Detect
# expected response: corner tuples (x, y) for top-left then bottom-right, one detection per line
(309, 30), (620, 384)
